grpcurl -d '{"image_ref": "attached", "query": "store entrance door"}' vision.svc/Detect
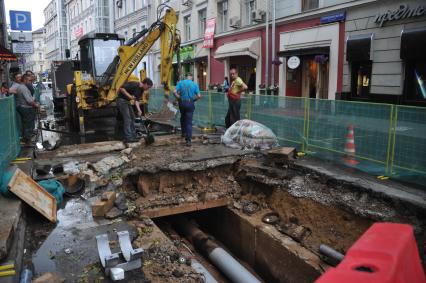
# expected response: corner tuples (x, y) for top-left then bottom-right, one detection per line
(197, 61), (207, 91)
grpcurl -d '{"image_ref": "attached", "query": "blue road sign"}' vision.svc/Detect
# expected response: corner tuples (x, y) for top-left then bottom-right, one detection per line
(10, 11), (32, 31)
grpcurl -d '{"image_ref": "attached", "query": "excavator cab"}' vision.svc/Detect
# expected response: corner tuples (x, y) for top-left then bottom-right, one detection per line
(78, 33), (124, 82)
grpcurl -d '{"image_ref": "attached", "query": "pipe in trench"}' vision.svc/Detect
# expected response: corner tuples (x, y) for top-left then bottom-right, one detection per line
(319, 244), (344, 263)
(191, 259), (218, 283)
(175, 217), (261, 283)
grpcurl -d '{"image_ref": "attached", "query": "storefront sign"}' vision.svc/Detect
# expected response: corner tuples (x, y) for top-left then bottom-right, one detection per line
(320, 12), (346, 24)
(375, 4), (425, 27)
(74, 26), (83, 38)
(287, 56), (300, 69)
(203, 18), (216, 48)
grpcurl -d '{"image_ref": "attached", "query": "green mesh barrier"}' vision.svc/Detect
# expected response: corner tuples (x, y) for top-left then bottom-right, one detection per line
(0, 97), (20, 185)
(391, 105), (426, 183)
(148, 89), (426, 185)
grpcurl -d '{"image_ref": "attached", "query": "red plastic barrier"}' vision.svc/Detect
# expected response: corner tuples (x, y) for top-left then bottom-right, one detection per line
(316, 223), (425, 283)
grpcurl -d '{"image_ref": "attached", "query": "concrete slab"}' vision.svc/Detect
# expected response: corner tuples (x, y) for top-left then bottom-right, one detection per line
(0, 197), (21, 260)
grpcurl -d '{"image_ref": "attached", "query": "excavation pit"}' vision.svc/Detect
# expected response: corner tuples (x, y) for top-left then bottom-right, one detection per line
(120, 139), (425, 282)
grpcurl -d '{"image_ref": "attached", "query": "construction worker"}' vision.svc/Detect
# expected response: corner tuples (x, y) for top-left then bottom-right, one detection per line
(117, 76), (153, 142)
(225, 68), (248, 128)
(173, 73), (201, 147)
(10, 73), (39, 142)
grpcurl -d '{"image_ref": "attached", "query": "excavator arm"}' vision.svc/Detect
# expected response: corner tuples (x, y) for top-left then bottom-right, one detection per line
(101, 6), (179, 105)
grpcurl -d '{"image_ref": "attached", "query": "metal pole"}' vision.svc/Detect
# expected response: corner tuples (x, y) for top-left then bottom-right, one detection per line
(265, 0), (269, 88)
(271, 0), (276, 87)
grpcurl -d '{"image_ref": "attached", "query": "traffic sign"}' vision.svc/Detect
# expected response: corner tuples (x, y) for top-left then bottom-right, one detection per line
(10, 11), (32, 31)
(11, 31), (32, 42)
(12, 42), (34, 54)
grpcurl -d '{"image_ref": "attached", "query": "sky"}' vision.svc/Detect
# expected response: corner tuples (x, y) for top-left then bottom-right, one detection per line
(4, 0), (51, 31)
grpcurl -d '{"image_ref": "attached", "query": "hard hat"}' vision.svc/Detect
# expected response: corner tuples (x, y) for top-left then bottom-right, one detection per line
(127, 74), (140, 82)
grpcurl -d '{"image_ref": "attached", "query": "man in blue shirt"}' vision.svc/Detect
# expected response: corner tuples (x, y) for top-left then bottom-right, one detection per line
(173, 73), (201, 146)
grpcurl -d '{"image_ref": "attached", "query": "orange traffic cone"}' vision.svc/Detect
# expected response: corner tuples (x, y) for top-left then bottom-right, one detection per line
(343, 124), (359, 166)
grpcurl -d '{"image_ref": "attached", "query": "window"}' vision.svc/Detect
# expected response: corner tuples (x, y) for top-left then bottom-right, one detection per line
(132, 0), (136, 12)
(198, 9), (207, 38)
(38, 52), (43, 60)
(302, 0), (319, 12)
(245, 0), (256, 25)
(132, 28), (136, 37)
(124, 31), (128, 40)
(184, 15), (191, 41)
(404, 60), (426, 102)
(351, 61), (372, 98)
(38, 41), (42, 48)
(218, 0), (228, 33)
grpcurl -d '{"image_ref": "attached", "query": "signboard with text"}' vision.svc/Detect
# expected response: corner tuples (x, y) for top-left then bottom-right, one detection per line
(10, 11), (32, 31)
(11, 32), (32, 42)
(203, 18), (216, 48)
(12, 42), (34, 54)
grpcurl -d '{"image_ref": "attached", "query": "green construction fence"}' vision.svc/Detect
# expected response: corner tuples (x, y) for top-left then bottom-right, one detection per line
(148, 89), (426, 186)
(0, 96), (21, 186)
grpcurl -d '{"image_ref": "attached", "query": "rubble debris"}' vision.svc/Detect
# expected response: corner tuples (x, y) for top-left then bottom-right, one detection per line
(222, 119), (279, 150)
(110, 267), (125, 281)
(172, 269), (184, 278)
(265, 147), (296, 166)
(91, 191), (116, 217)
(121, 148), (133, 155)
(63, 161), (79, 175)
(105, 207), (123, 219)
(114, 194), (128, 210)
(37, 179), (65, 205)
(60, 175), (85, 196)
(262, 212), (280, 225)
(242, 201), (260, 215)
(275, 221), (311, 243)
(7, 168), (57, 222)
(33, 272), (65, 283)
(91, 156), (127, 175)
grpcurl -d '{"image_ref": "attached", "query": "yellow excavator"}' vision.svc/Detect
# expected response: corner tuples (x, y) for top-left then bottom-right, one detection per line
(67, 3), (180, 134)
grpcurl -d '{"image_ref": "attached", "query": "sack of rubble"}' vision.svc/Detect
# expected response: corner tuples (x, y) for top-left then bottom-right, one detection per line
(221, 119), (279, 150)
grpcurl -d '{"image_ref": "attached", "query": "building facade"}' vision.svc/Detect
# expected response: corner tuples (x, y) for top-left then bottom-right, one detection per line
(112, 0), (149, 77)
(23, 28), (49, 79)
(342, 0), (426, 106)
(66, 0), (113, 59)
(44, 0), (69, 66)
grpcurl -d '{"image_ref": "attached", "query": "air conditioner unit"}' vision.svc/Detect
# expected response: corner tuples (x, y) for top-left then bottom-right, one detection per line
(182, 0), (193, 7)
(252, 9), (266, 22)
(229, 16), (241, 28)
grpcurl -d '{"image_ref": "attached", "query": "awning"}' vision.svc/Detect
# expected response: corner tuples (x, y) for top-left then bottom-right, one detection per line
(346, 33), (373, 61)
(214, 38), (260, 60)
(401, 27), (426, 60)
(278, 46), (329, 57)
(0, 45), (17, 61)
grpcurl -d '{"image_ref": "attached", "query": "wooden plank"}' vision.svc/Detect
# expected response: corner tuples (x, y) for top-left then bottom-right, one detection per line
(143, 198), (230, 218)
(7, 168), (57, 222)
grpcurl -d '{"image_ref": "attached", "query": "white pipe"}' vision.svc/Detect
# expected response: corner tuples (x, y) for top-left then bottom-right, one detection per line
(265, 0), (269, 88)
(191, 259), (218, 283)
(209, 248), (261, 283)
(271, 0), (276, 87)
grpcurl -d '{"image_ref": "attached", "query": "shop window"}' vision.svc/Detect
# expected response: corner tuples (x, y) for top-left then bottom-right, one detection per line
(218, 0), (228, 33)
(351, 61), (372, 98)
(302, 0), (319, 12)
(245, 0), (256, 25)
(198, 9), (206, 38)
(184, 15), (191, 41)
(404, 60), (426, 102)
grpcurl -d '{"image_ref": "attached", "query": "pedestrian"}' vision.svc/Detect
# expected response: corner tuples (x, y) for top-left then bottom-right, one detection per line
(223, 76), (230, 93)
(117, 76), (153, 142)
(0, 82), (9, 98)
(225, 68), (248, 128)
(10, 73), (39, 142)
(24, 70), (36, 96)
(173, 73), (201, 146)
